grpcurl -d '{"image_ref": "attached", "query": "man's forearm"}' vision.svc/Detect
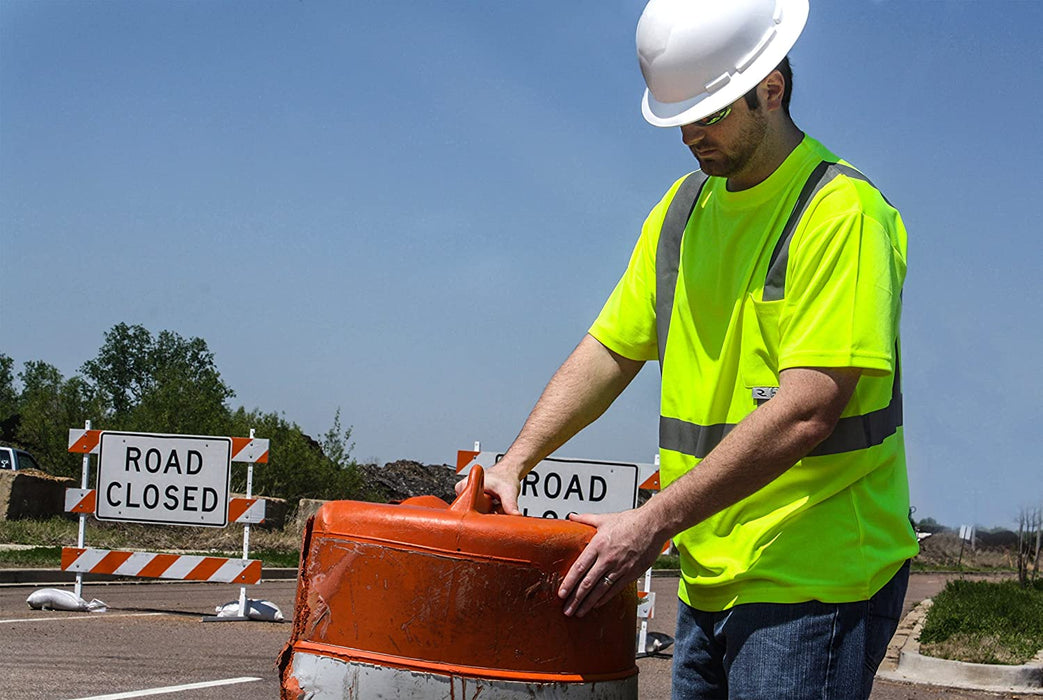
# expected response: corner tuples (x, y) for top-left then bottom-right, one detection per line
(499, 334), (644, 478)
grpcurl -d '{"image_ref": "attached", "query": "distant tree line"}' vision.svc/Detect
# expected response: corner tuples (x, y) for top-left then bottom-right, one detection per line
(0, 323), (376, 506)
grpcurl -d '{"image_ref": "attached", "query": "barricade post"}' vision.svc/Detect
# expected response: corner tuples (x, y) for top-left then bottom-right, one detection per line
(74, 419), (91, 600)
(236, 428), (257, 620)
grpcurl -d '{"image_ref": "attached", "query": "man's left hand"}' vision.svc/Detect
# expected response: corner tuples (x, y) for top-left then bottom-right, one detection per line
(558, 508), (664, 617)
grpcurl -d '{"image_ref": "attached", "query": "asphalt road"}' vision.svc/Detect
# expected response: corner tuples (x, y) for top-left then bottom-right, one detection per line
(2, 579), (296, 700)
(0, 573), (1028, 699)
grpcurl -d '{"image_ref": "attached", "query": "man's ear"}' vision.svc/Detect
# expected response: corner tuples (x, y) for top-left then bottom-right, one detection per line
(760, 70), (787, 112)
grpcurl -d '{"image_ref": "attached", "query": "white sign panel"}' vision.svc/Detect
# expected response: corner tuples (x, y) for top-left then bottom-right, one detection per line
(96, 432), (232, 527)
(462, 452), (641, 519)
(959, 524), (976, 544)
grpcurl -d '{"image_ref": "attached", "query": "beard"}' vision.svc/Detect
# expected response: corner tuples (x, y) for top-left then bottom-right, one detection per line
(690, 110), (769, 179)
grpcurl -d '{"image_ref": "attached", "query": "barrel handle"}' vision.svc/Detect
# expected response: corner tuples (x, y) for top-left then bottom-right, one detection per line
(449, 465), (500, 514)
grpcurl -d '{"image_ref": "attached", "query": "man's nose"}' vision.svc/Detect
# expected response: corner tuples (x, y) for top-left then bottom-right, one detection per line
(680, 123), (704, 146)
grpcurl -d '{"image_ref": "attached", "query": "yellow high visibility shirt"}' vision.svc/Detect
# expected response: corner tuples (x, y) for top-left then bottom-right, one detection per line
(590, 136), (918, 610)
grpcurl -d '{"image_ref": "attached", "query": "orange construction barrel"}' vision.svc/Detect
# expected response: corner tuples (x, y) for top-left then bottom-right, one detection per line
(279, 465), (639, 699)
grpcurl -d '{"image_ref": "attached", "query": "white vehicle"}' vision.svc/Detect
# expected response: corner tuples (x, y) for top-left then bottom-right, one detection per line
(0, 445), (43, 472)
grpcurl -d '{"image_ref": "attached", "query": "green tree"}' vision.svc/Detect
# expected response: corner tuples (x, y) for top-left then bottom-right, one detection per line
(227, 408), (370, 505)
(0, 354), (19, 443)
(15, 361), (101, 477)
(79, 323), (154, 419)
(9, 325), (370, 504)
(320, 407), (356, 470)
(916, 517), (948, 534)
(81, 323), (234, 434)
(0, 354), (17, 421)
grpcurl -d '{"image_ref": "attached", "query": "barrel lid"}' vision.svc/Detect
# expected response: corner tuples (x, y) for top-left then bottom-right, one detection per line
(313, 466), (596, 564)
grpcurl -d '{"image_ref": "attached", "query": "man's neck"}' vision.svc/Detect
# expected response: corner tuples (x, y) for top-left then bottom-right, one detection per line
(726, 121), (805, 192)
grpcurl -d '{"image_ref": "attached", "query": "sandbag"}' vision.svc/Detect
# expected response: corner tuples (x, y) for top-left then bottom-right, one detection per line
(26, 588), (107, 612)
(214, 598), (284, 621)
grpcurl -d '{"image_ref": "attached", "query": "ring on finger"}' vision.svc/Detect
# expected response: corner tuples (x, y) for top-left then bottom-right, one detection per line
(601, 575), (614, 586)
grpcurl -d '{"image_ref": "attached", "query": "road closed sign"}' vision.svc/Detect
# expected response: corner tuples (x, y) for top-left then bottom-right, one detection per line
(518, 456), (639, 518)
(96, 432), (232, 527)
(459, 451), (643, 519)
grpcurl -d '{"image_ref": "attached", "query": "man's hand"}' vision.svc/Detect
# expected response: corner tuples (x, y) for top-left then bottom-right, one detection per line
(557, 508), (666, 618)
(453, 336), (644, 516)
(454, 460), (524, 515)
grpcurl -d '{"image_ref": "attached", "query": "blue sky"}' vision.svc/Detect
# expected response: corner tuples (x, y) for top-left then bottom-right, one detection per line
(2, 1), (1041, 528)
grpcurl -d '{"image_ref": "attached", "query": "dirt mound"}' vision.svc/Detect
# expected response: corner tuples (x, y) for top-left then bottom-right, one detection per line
(355, 460), (460, 504)
(0, 469), (75, 520)
(916, 531), (1014, 570)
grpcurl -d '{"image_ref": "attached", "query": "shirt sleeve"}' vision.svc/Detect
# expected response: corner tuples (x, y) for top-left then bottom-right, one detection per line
(778, 183), (907, 376)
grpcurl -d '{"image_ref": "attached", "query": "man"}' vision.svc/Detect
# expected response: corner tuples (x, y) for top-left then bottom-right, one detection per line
(461, 0), (918, 697)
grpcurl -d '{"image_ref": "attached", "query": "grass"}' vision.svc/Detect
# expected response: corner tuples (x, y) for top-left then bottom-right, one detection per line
(249, 549), (299, 568)
(0, 545), (64, 567)
(919, 578), (1043, 664)
(653, 554), (680, 570)
(0, 517), (79, 547)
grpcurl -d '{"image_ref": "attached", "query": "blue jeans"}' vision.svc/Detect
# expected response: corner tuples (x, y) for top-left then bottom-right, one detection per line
(671, 561), (909, 699)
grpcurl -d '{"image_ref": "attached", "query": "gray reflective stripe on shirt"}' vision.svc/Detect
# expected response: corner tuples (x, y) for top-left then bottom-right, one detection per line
(660, 360), (902, 458)
(659, 417), (735, 460)
(808, 364), (902, 456)
(763, 162), (876, 301)
(656, 171), (709, 369)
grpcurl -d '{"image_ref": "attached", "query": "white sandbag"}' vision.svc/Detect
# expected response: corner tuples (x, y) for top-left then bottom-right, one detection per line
(26, 588), (107, 613)
(644, 631), (674, 654)
(214, 598), (284, 621)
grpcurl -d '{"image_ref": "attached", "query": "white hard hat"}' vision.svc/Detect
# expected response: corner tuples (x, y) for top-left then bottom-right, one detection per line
(637, 0), (809, 128)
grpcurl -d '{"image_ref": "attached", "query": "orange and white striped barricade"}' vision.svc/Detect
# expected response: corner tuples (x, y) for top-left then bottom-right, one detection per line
(60, 423), (269, 619)
(61, 548), (262, 584)
(66, 421), (97, 599)
(221, 429), (268, 620)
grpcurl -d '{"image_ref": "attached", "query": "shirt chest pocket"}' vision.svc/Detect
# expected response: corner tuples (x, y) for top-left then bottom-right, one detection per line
(740, 294), (783, 401)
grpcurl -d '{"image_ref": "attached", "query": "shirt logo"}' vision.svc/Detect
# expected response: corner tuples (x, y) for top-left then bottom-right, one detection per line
(752, 387), (778, 401)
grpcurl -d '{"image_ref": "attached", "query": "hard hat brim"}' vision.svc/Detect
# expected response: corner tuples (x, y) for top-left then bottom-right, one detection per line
(641, 0), (809, 128)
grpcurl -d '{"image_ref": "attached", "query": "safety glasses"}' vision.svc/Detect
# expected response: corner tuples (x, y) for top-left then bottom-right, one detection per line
(692, 104), (732, 128)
